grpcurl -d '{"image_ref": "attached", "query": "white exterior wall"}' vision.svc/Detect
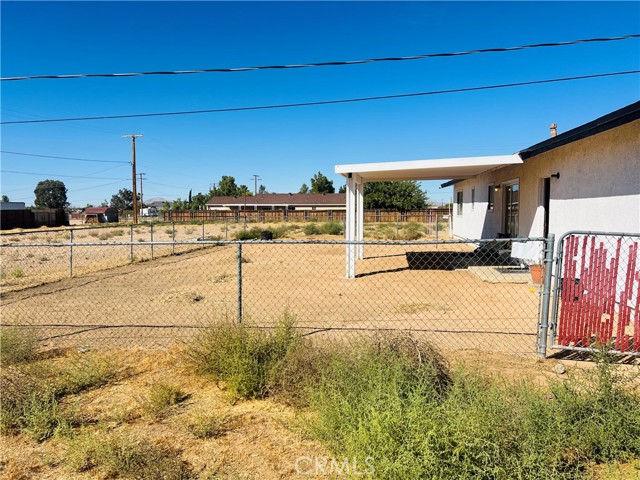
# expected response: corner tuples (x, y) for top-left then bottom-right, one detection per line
(452, 119), (640, 239)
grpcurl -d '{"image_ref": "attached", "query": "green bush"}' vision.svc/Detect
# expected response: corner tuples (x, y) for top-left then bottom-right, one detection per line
(303, 341), (640, 480)
(141, 382), (187, 418)
(234, 227), (262, 240)
(303, 223), (320, 235)
(186, 316), (302, 400)
(319, 221), (344, 235)
(0, 324), (39, 364)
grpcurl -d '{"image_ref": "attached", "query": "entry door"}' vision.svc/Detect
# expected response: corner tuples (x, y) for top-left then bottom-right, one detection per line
(543, 177), (551, 238)
(503, 183), (519, 237)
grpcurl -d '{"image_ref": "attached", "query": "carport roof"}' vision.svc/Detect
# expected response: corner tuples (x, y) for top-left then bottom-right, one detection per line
(334, 154), (522, 182)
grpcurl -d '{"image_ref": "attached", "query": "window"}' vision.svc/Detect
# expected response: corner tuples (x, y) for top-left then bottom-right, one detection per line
(456, 191), (463, 215)
(471, 188), (475, 210)
(487, 184), (494, 211)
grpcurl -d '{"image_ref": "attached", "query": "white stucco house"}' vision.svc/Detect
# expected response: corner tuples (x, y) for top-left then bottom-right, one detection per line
(443, 101), (640, 240)
(335, 101), (639, 277)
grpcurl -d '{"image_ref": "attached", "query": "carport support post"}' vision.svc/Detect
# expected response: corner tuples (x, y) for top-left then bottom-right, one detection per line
(69, 229), (74, 278)
(345, 174), (356, 278)
(537, 234), (555, 358)
(237, 242), (243, 323)
(356, 179), (364, 260)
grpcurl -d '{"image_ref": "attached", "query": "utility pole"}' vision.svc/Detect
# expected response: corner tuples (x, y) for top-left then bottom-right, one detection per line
(122, 134), (143, 224)
(139, 173), (146, 217)
(251, 174), (262, 195)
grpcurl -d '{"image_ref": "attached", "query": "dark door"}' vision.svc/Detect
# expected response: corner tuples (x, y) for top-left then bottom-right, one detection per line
(543, 177), (551, 238)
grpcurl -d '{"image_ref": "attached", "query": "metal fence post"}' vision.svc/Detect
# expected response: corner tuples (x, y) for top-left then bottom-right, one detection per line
(537, 234), (555, 358)
(171, 221), (175, 255)
(129, 225), (134, 263)
(202, 220), (205, 249)
(237, 242), (243, 324)
(225, 217), (229, 241)
(69, 229), (74, 277)
(150, 224), (154, 260)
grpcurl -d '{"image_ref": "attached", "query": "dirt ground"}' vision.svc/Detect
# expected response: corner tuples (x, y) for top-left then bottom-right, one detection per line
(1, 235), (541, 356)
(1, 348), (637, 480)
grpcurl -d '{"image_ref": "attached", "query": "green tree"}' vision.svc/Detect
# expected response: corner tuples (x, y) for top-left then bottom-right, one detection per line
(1, 195), (9, 203)
(209, 176), (253, 197)
(190, 192), (208, 209)
(338, 185), (346, 194)
(34, 179), (69, 209)
(299, 183), (309, 194)
(258, 184), (267, 195)
(109, 188), (138, 211)
(310, 172), (335, 194)
(364, 181), (428, 212)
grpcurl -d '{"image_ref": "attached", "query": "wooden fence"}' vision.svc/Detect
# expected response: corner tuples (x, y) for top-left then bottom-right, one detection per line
(162, 208), (450, 223)
(1, 209), (68, 230)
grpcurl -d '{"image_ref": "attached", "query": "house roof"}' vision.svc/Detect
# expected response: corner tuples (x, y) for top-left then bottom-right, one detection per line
(518, 100), (640, 160)
(441, 101), (640, 188)
(335, 155), (522, 182)
(83, 207), (115, 214)
(206, 193), (345, 206)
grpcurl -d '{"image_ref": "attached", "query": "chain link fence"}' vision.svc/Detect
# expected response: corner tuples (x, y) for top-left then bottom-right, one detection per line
(1, 228), (549, 356)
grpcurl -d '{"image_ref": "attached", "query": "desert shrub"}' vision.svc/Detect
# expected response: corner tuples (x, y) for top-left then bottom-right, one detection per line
(305, 340), (640, 480)
(10, 267), (25, 278)
(186, 315), (302, 400)
(51, 352), (119, 397)
(66, 428), (193, 479)
(0, 324), (38, 364)
(141, 382), (187, 418)
(111, 229), (125, 237)
(401, 222), (424, 240)
(0, 366), (73, 441)
(234, 227), (261, 240)
(303, 223), (320, 235)
(266, 225), (291, 239)
(184, 410), (229, 439)
(319, 221), (344, 235)
(165, 228), (174, 235)
(98, 232), (111, 241)
(88, 231), (100, 238)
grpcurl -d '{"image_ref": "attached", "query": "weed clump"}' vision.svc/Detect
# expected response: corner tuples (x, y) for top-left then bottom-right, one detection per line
(66, 428), (193, 479)
(141, 382), (187, 418)
(186, 316), (302, 400)
(0, 324), (39, 364)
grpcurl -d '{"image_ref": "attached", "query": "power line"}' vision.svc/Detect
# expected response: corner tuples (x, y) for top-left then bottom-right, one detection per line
(0, 150), (129, 164)
(2, 70), (638, 125)
(2, 34), (638, 82)
(1, 170), (128, 180)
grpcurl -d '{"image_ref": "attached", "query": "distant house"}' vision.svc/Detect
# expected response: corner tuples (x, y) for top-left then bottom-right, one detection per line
(0, 201), (27, 211)
(205, 193), (345, 212)
(83, 207), (118, 223)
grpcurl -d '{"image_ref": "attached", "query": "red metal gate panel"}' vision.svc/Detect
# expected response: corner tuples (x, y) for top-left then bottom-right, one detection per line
(556, 234), (639, 353)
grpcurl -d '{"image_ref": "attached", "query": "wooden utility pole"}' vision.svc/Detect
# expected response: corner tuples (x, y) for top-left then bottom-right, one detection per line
(122, 134), (143, 224)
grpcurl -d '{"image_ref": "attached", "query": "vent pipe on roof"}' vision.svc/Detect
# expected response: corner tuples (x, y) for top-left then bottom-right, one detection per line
(549, 123), (558, 138)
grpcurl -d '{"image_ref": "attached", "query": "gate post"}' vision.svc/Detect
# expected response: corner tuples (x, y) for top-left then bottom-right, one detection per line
(237, 242), (243, 324)
(537, 234), (555, 358)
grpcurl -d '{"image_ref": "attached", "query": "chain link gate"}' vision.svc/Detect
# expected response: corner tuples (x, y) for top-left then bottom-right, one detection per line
(550, 231), (640, 355)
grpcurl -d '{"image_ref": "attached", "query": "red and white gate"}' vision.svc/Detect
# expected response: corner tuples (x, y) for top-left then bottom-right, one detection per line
(551, 232), (639, 355)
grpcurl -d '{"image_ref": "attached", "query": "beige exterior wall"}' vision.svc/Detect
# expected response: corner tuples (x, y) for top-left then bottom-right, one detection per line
(453, 119), (640, 239)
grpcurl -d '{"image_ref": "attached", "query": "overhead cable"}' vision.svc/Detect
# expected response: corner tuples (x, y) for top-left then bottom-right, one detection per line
(2, 34), (638, 82)
(2, 70), (638, 125)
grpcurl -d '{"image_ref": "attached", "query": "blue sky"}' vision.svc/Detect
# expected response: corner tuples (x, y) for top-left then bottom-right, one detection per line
(1, 1), (639, 207)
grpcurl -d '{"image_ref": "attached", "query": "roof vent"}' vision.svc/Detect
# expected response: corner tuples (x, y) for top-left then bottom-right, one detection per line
(549, 123), (558, 138)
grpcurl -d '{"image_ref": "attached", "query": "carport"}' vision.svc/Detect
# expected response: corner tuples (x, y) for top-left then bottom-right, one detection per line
(335, 155), (523, 278)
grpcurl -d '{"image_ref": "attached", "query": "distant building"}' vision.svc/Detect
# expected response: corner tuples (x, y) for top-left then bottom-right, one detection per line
(83, 207), (118, 223)
(205, 193), (345, 212)
(0, 201), (26, 211)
